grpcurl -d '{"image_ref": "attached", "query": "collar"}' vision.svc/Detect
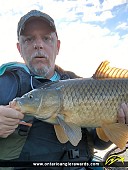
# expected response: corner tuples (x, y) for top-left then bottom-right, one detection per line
(0, 62), (60, 81)
(34, 71), (60, 81)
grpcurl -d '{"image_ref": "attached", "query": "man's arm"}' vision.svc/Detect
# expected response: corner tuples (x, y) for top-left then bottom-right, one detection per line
(0, 71), (18, 105)
(0, 72), (24, 138)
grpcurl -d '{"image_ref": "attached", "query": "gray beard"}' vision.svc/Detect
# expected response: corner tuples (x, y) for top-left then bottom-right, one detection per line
(29, 65), (52, 78)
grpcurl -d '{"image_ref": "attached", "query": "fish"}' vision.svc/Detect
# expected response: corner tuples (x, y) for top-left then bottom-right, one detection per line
(9, 61), (128, 149)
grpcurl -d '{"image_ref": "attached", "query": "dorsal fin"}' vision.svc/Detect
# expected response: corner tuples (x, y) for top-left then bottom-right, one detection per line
(93, 61), (128, 79)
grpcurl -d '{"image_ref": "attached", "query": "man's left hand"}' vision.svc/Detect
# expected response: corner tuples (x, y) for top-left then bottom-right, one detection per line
(118, 103), (128, 124)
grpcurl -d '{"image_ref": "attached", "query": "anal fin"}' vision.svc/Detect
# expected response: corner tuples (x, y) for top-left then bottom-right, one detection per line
(101, 123), (128, 149)
(96, 127), (109, 142)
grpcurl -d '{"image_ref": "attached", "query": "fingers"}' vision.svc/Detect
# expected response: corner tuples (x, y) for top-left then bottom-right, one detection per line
(0, 123), (19, 131)
(118, 103), (128, 124)
(118, 107), (125, 123)
(122, 103), (128, 124)
(0, 129), (15, 138)
(1, 117), (20, 126)
(0, 124), (18, 138)
(0, 106), (24, 119)
(0, 105), (24, 138)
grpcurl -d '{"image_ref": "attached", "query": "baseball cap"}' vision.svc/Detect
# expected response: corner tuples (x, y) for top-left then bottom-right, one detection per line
(17, 10), (56, 40)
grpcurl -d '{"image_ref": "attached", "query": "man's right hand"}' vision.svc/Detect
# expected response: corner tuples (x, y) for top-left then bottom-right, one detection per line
(0, 105), (24, 138)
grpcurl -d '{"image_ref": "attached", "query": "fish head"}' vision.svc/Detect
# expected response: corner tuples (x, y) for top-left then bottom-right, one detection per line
(9, 88), (61, 120)
(10, 89), (42, 114)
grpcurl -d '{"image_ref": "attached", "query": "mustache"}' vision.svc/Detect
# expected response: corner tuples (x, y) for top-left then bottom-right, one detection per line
(31, 51), (48, 59)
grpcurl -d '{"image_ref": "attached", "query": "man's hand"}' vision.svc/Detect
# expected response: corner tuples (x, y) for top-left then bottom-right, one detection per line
(0, 105), (24, 138)
(118, 103), (128, 124)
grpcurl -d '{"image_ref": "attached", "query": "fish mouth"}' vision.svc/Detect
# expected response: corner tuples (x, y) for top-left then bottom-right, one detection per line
(9, 99), (22, 112)
(9, 98), (31, 113)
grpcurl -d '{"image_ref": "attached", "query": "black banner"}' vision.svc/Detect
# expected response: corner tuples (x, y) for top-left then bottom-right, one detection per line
(0, 161), (127, 168)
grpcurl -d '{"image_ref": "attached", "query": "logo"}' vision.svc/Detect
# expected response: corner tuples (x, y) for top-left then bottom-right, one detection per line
(105, 154), (124, 166)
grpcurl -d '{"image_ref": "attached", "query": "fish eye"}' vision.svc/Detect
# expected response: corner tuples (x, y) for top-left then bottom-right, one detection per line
(28, 93), (33, 99)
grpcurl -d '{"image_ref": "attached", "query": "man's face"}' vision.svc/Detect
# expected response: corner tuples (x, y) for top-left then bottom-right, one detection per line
(17, 19), (60, 78)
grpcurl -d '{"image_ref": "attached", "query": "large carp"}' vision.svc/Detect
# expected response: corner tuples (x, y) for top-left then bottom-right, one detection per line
(10, 61), (128, 149)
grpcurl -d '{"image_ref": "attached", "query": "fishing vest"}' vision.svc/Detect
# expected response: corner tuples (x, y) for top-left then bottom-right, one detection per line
(0, 66), (94, 170)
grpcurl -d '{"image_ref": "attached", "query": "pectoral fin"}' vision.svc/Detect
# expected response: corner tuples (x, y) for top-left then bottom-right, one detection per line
(101, 123), (128, 149)
(54, 125), (68, 143)
(56, 115), (82, 146)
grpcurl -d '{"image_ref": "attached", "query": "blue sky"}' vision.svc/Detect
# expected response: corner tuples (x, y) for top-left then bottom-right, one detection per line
(0, 0), (128, 77)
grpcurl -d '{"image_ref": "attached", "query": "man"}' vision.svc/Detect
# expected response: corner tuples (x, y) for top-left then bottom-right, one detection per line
(0, 10), (127, 170)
